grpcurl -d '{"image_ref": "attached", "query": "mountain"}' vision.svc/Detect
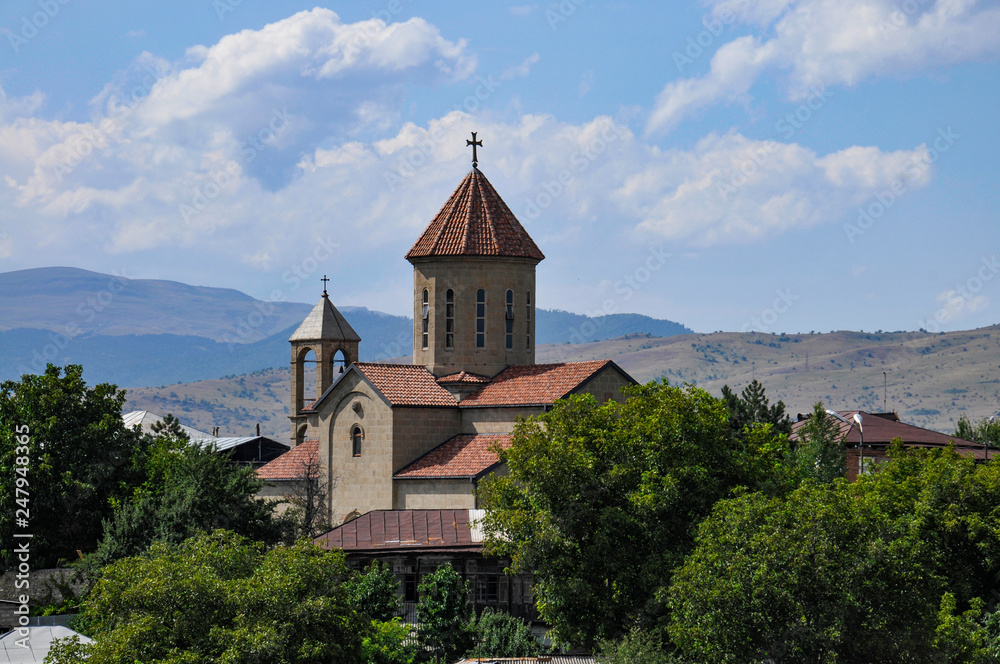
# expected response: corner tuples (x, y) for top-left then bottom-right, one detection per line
(126, 327), (1000, 439)
(0, 267), (691, 386)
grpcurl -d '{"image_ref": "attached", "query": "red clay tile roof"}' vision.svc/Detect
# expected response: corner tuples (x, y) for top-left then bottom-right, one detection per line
(437, 371), (491, 384)
(405, 169), (545, 261)
(395, 433), (512, 479)
(461, 361), (615, 407)
(356, 363), (458, 407)
(315, 509), (481, 553)
(256, 439), (318, 481)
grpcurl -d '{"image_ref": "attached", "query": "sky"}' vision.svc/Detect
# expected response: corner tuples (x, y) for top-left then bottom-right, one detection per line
(1, 0), (998, 335)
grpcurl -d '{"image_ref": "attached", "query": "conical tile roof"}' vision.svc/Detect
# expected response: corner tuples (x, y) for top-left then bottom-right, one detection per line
(289, 294), (361, 342)
(406, 168), (544, 261)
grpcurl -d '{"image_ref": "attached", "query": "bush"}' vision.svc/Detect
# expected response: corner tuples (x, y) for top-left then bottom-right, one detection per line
(468, 608), (543, 659)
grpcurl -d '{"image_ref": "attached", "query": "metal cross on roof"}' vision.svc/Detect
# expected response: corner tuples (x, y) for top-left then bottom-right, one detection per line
(466, 131), (483, 168)
(321, 274), (330, 296)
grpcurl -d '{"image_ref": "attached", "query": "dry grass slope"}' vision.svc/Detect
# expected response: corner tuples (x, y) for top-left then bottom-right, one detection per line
(126, 326), (1000, 439)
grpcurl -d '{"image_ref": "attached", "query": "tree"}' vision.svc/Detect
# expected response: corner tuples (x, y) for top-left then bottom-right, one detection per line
(954, 414), (1000, 450)
(149, 413), (189, 440)
(48, 531), (369, 664)
(479, 382), (768, 649)
(88, 433), (280, 569)
(416, 564), (474, 663)
(721, 379), (792, 438)
(595, 628), (680, 664)
(282, 445), (335, 540)
(667, 445), (1000, 664)
(468, 609), (543, 660)
(0, 364), (149, 568)
(349, 560), (401, 622)
(793, 402), (847, 483)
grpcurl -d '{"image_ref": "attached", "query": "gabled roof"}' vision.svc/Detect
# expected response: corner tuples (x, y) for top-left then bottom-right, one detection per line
(289, 294), (361, 342)
(395, 433), (512, 479)
(122, 410), (213, 439)
(791, 411), (984, 457)
(257, 439), (319, 481)
(315, 509), (484, 553)
(406, 169), (545, 262)
(355, 363), (458, 407)
(437, 371), (491, 384)
(461, 360), (625, 407)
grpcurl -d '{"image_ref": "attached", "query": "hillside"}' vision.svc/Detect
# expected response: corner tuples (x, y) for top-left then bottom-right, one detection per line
(124, 326), (1000, 438)
(0, 267), (691, 386)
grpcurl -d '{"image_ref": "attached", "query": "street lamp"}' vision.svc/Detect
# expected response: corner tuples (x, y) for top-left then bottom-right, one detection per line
(826, 410), (865, 477)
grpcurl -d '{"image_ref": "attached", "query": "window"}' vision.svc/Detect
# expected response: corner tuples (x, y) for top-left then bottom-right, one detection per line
(421, 289), (429, 350)
(526, 291), (532, 350)
(476, 288), (486, 348)
(445, 289), (455, 349)
(505, 289), (514, 350)
(352, 426), (363, 456)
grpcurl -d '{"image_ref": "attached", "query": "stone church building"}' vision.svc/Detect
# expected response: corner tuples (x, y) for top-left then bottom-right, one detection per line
(258, 161), (635, 524)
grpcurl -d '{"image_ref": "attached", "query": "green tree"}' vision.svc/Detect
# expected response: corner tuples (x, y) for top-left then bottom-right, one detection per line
(668, 445), (1000, 664)
(48, 531), (368, 664)
(349, 560), (401, 622)
(721, 379), (792, 438)
(954, 414), (1000, 450)
(479, 382), (765, 649)
(149, 413), (189, 440)
(595, 628), (679, 664)
(88, 434), (279, 569)
(416, 564), (474, 663)
(0, 364), (149, 568)
(793, 403), (847, 483)
(468, 609), (542, 659)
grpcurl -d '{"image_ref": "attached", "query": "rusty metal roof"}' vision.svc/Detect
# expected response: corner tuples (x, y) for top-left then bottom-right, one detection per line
(315, 509), (483, 553)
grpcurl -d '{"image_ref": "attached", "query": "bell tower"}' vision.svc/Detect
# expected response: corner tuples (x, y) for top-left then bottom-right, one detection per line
(405, 136), (544, 378)
(288, 278), (361, 446)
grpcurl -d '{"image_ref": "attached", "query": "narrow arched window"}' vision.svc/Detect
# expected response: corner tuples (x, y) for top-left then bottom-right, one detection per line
(421, 289), (429, 350)
(505, 289), (514, 350)
(445, 289), (455, 349)
(476, 288), (486, 348)
(526, 291), (532, 350)
(352, 426), (363, 457)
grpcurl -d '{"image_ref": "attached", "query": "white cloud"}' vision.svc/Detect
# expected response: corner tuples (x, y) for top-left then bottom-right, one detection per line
(649, 0), (1000, 134)
(935, 288), (989, 324)
(501, 53), (541, 80)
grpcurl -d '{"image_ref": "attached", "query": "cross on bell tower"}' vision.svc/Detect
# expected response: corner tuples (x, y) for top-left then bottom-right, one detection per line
(466, 132), (483, 168)
(321, 274), (330, 296)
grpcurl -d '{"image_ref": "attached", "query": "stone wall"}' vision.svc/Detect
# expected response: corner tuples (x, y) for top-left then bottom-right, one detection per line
(394, 479), (477, 510)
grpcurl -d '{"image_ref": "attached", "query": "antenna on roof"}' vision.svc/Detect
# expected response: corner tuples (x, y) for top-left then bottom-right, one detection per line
(883, 371), (887, 412)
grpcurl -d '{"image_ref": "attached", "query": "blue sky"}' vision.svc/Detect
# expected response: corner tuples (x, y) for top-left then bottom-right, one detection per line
(1, 1), (998, 335)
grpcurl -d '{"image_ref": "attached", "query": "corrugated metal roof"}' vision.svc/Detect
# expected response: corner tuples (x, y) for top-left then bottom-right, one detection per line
(457, 658), (595, 664)
(190, 436), (288, 453)
(315, 509), (484, 552)
(0, 626), (93, 662)
(121, 410), (213, 439)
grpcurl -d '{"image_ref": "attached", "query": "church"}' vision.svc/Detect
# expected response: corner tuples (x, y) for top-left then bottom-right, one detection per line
(258, 138), (636, 525)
